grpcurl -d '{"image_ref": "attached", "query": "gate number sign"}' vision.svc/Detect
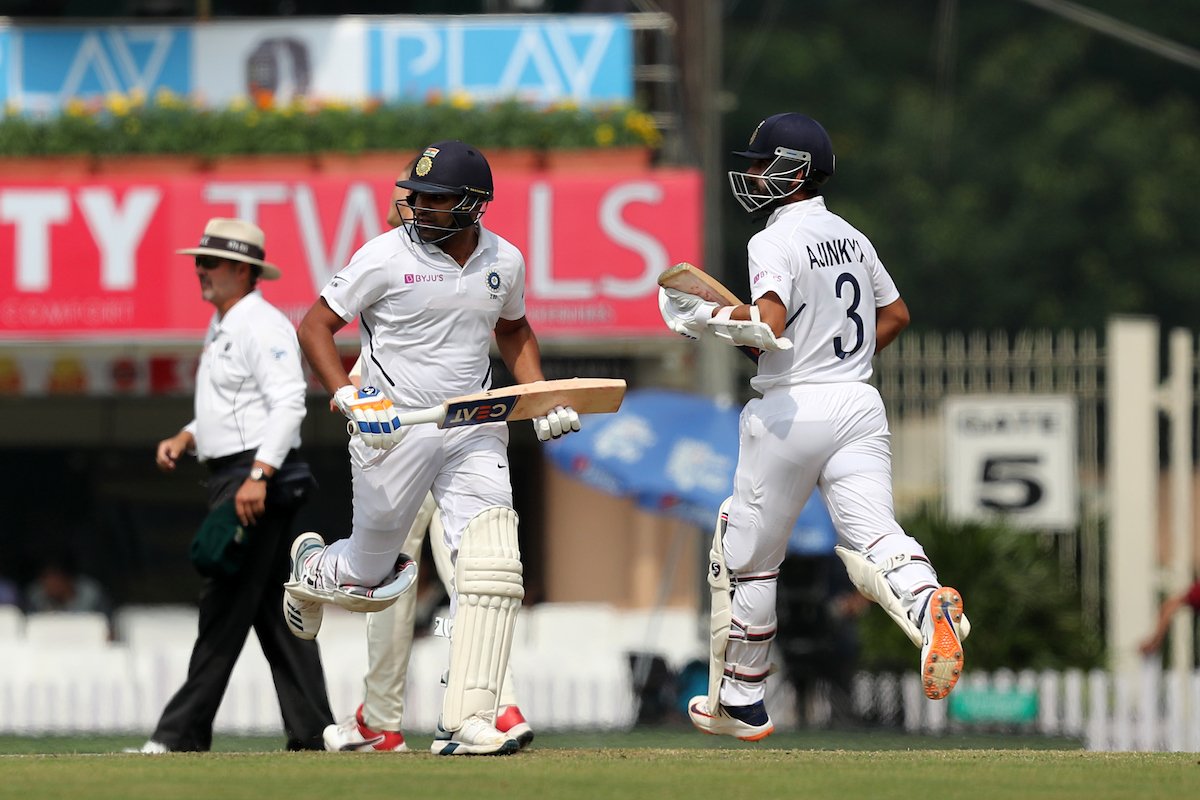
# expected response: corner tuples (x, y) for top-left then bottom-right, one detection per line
(943, 395), (1078, 530)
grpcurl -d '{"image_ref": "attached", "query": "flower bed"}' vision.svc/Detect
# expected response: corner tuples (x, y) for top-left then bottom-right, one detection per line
(0, 90), (662, 160)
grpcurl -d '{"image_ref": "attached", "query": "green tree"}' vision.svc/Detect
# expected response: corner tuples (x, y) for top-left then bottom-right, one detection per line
(720, 1), (1200, 332)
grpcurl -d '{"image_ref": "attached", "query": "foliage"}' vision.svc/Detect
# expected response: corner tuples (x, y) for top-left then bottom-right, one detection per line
(0, 90), (662, 157)
(856, 506), (1104, 673)
(719, 2), (1200, 333)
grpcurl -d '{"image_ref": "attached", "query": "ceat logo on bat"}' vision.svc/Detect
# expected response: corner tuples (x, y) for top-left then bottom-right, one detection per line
(446, 400), (514, 426)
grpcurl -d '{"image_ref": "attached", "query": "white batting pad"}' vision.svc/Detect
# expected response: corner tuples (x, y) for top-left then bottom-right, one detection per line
(707, 498), (733, 710)
(441, 506), (524, 731)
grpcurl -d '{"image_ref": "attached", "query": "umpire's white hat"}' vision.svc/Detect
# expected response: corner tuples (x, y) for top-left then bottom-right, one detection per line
(177, 217), (281, 280)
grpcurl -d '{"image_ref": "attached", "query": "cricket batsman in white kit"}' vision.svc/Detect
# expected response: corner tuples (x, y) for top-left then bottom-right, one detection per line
(660, 112), (970, 741)
(288, 139), (579, 755)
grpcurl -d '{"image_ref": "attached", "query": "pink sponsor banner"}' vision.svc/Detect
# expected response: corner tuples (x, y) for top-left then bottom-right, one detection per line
(0, 169), (701, 340)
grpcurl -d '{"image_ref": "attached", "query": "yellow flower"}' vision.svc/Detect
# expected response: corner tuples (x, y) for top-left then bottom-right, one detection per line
(594, 123), (615, 147)
(64, 98), (89, 118)
(105, 92), (132, 117)
(154, 88), (187, 109)
(229, 96), (250, 112)
(129, 87), (147, 107)
(449, 89), (473, 110)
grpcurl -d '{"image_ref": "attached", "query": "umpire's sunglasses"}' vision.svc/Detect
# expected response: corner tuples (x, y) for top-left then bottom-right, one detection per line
(195, 255), (226, 270)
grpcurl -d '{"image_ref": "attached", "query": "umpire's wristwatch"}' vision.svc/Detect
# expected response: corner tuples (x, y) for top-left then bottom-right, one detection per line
(249, 466), (269, 482)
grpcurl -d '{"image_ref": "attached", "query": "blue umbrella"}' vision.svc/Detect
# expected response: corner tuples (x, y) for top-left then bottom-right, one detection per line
(547, 389), (835, 555)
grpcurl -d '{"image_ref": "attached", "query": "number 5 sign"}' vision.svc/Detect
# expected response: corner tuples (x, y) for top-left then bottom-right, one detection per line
(943, 395), (1078, 531)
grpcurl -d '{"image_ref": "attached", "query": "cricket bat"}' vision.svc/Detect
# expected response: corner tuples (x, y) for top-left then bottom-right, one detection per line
(657, 262), (760, 363)
(393, 378), (626, 429)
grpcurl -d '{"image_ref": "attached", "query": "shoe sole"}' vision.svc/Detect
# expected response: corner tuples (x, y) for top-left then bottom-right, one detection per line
(284, 533), (325, 640)
(922, 586), (965, 700)
(431, 739), (520, 756)
(687, 700), (774, 742)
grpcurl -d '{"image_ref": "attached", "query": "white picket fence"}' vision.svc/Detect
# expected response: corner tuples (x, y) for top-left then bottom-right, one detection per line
(854, 664), (1200, 751)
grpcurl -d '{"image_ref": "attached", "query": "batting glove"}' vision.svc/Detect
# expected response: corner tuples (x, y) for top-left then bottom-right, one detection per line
(533, 405), (581, 442)
(334, 385), (405, 450)
(706, 306), (793, 352)
(659, 287), (718, 340)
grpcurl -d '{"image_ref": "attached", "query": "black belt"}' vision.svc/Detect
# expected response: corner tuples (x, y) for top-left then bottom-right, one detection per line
(205, 449), (298, 474)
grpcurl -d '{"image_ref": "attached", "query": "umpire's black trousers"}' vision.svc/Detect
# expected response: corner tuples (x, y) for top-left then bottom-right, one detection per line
(151, 451), (333, 751)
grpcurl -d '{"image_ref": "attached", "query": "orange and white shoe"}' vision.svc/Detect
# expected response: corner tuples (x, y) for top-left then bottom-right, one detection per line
(495, 705), (534, 749)
(687, 697), (774, 741)
(323, 705), (408, 752)
(920, 586), (966, 700)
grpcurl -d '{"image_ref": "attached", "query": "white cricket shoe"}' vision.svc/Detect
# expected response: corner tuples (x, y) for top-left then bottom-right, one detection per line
(283, 532), (326, 640)
(431, 713), (520, 756)
(123, 739), (170, 754)
(920, 586), (966, 700)
(687, 697), (774, 742)
(323, 704), (408, 752)
(495, 704), (534, 749)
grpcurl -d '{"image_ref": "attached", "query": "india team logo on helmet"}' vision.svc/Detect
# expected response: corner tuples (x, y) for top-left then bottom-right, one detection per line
(415, 147), (440, 177)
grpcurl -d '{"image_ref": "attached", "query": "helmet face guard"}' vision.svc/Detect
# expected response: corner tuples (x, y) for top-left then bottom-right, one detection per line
(402, 192), (490, 245)
(728, 146), (816, 214)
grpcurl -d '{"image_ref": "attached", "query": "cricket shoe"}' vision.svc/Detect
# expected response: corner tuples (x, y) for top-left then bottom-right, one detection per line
(323, 704), (408, 752)
(431, 713), (520, 756)
(687, 697), (774, 742)
(495, 704), (534, 749)
(919, 586), (966, 700)
(122, 739), (170, 754)
(283, 532), (327, 640)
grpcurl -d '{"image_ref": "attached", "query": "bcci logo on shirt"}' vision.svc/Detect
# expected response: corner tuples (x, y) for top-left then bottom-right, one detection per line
(486, 270), (501, 299)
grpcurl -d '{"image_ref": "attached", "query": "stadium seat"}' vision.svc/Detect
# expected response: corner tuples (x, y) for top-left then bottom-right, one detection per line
(23, 611), (109, 648)
(521, 602), (621, 654)
(112, 604), (198, 651)
(0, 605), (24, 641)
(618, 607), (705, 670)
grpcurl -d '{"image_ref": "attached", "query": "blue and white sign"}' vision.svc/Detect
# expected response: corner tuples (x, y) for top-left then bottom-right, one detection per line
(14, 26), (190, 113)
(1, 16), (632, 114)
(0, 28), (10, 106)
(366, 16), (632, 104)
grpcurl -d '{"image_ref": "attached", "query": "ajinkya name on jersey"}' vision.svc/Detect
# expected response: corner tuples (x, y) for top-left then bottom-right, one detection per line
(807, 237), (866, 269)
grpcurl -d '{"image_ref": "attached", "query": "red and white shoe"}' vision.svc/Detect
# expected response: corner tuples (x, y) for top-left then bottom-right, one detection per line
(323, 705), (408, 752)
(494, 705), (534, 749)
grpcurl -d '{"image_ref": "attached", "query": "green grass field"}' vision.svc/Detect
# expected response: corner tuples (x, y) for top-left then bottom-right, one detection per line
(3, 730), (1198, 800)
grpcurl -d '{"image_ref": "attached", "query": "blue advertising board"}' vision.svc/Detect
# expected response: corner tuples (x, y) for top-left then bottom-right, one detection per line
(367, 17), (631, 104)
(1, 16), (632, 114)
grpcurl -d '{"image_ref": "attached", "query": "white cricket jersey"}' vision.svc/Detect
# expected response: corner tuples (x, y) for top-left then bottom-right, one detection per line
(184, 290), (306, 466)
(747, 196), (900, 390)
(321, 225), (526, 409)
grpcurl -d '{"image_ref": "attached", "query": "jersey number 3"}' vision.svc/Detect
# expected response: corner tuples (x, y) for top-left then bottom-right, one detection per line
(834, 272), (865, 359)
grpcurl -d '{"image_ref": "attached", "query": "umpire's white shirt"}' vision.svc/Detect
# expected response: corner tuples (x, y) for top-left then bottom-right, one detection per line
(748, 196), (900, 391)
(320, 225), (526, 409)
(184, 290), (306, 467)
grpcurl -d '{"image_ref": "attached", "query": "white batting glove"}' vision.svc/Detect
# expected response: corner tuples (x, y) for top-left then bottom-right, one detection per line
(658, 287), (718, 340)
(533, 405), (581, 442)
(706, 307), (793, 352)
(334, 385), (405, 450)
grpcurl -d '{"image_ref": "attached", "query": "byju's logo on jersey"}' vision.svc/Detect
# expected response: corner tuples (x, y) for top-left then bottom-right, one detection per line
(404, 273), (444, 284)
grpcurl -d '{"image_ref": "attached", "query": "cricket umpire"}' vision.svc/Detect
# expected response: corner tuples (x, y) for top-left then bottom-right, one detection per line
(130, 218), (333, 753)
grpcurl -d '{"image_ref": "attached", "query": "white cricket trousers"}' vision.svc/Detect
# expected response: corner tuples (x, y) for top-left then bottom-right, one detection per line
(721, 381), (935, 706)
(319, 420), (512, 588)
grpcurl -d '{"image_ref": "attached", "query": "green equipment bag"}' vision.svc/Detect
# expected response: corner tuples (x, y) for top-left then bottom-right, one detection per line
(189, 500), (249, 578)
